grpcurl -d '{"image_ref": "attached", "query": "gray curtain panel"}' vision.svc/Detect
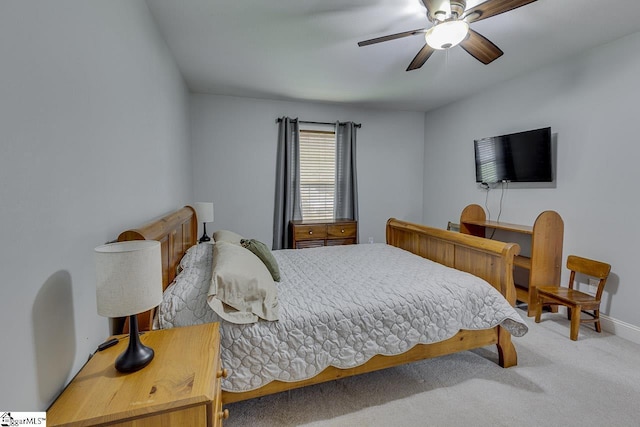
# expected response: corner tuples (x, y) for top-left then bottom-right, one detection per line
(334, 122), (359, 241)
(272, 117), (302, 250)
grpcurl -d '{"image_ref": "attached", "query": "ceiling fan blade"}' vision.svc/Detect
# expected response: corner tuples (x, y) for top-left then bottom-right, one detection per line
(406, 44), (436, 71)
(459, 29), (503, 64)
(358, 28), (426, 47)
(463, 0), (537, 23)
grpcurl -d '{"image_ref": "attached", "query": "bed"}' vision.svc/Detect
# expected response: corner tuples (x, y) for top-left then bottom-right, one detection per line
(117, 206), (526, 404)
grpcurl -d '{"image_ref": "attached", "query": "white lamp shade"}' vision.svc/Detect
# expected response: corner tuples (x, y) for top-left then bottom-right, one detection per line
(95, 240), (163, 318)
(194, 202), (214, 223)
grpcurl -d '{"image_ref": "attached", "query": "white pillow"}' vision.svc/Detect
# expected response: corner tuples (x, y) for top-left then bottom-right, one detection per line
(207, 241), (279, 324)
(213, 229), (244, 246)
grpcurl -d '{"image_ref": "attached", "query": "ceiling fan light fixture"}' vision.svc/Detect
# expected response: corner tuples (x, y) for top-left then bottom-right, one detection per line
(425, 20), (469, 50)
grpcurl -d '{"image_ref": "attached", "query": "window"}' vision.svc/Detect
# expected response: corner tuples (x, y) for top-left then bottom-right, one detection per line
(476, 140), (500, 184)
(299, 129), (336, 221)
(273, 117), (358, 250)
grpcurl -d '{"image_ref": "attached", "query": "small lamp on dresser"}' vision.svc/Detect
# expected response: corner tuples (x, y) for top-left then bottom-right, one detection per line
(94, 240), (163, 373)
(194, 202), (214, 243)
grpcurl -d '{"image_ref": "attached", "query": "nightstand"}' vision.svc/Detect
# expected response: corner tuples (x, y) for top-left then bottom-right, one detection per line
(47, 323), (228, 426)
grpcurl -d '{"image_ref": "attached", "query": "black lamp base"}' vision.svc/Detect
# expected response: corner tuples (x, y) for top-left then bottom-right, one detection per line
(199, 222), (211, 243)
(115, 315), (154, 373)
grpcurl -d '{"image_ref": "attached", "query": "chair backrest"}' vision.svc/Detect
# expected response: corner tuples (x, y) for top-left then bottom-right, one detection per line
(566, 255), (611, 299)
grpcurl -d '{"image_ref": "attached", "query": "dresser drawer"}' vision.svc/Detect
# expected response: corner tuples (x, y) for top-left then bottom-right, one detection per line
(296, 239), (326, 249)
(327, 223), (357, 239)
(214, 359), (229, 426)
(326, 238), (356, 246)
(294, 224), (327, 241)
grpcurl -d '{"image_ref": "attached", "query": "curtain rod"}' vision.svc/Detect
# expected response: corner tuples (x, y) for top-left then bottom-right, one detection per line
(276, 118), (361, 128)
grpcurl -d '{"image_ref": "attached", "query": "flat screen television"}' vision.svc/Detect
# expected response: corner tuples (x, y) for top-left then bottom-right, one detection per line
(474, 127), (552, 184)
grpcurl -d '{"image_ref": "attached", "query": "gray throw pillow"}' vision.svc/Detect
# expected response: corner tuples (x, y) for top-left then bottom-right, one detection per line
(241, 239), (281, 281)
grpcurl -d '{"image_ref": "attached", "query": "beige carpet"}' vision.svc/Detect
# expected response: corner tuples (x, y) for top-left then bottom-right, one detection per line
(223, 308), (640, 426)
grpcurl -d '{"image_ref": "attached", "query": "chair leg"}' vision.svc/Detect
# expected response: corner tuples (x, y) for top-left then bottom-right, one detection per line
(570, 305), (581, 341)
(535, 297), (543, 323)
(594, 309), (601, 333)
(567, 307), (572, 320)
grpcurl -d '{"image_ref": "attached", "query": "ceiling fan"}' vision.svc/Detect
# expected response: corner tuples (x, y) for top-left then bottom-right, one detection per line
(358, 0), (538, 71)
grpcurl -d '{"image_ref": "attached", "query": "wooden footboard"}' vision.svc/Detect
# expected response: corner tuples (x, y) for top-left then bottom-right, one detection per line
(386, 218), (520, 305)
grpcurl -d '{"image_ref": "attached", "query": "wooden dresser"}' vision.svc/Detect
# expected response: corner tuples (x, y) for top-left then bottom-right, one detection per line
(48, 323), (228, 426)
(290, 219), (357, 249)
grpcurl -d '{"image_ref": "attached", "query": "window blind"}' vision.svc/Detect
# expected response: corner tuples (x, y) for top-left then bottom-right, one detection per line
(476, 141), (499, 183)
(299, 130), (336, 221)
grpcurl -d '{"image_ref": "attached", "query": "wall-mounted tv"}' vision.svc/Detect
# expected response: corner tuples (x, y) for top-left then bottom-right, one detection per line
(474, 127), (552, 184)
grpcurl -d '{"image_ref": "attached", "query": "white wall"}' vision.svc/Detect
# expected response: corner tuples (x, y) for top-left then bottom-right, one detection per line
(0, 0), (192, 410)
(190, 94), (425, 246)
(422, 32), (640, 329)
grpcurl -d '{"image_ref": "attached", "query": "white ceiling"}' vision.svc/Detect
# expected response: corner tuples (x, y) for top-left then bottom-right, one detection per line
(146, 0), (640, 112)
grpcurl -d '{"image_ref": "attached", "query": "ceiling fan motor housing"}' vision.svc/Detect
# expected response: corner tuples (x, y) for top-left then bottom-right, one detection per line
(450, 1), (467, 18)
(430, 0), (467, 21)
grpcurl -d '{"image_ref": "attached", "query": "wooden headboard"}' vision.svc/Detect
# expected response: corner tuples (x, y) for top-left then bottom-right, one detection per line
(117, 205), (198, 332)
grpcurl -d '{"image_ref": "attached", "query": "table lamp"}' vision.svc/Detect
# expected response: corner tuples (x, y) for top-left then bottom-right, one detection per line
(194, 202), (214, 243)
(95, 240), (162, 373)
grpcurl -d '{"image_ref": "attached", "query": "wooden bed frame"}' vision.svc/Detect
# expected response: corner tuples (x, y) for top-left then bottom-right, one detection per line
(118, 207), (521, 404)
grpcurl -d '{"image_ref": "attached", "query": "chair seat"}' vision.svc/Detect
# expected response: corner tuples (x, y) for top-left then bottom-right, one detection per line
(537, 286), (600, 308)
(535, 255), (611, 341)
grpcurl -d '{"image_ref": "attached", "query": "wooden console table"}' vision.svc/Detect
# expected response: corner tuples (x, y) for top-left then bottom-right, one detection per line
(459, 204), (563, 316)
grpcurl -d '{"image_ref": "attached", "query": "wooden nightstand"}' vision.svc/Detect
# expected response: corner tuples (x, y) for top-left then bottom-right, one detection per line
(290, 219), (357, 249)
(47, 323), (228, 426)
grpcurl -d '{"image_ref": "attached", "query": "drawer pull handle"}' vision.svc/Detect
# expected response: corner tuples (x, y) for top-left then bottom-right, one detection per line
(217, 368), (228, 378)
(309, 230), (313, 235)
(341, 229), (345, 233)
(218, 409), (230, 420)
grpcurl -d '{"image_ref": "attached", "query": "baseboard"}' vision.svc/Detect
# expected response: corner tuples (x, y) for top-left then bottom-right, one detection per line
(600, 314), (640, 345)
(554, 307), (640, 345)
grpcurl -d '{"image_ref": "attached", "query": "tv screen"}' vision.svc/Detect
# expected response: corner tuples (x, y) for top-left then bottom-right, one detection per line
(474, 127), (552, 184)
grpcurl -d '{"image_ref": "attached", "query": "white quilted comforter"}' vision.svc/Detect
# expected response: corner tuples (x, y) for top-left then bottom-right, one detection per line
(156, 243), (527, 392)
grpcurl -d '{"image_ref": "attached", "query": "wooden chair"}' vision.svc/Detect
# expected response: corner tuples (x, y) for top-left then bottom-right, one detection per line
(535, 255), (611, 341)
